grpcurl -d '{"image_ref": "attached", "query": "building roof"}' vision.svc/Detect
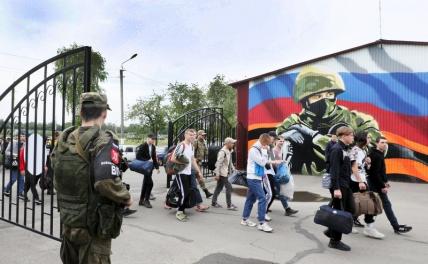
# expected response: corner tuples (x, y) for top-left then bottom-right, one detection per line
(229, 39), (428, 87)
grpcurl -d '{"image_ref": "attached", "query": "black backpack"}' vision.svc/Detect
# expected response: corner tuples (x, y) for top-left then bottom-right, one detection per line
(207, 145), (222, 171)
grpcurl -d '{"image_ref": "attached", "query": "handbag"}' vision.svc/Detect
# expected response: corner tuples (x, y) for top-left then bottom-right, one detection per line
(353, 191), (383, 216)
(321, 173), (331, 189)
(314, 201), (353, 234)
(274, 163), (290, 184)
(255, 163), (265, 177)
(228, 170), (248, 187)
(129, 159), (154, 175)
(4, 154), (18, 169)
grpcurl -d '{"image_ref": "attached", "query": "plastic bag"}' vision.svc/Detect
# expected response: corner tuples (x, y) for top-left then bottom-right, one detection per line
(280, 175), (295, 200)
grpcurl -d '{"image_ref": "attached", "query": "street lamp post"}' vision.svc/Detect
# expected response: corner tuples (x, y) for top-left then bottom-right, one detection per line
(120, 53), (138, 145)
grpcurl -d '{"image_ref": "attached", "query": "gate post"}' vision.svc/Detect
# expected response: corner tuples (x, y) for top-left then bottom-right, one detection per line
(166, 120), (173, 188)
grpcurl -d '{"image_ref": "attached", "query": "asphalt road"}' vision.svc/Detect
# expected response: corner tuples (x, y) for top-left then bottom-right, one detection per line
(1, 170), (427, 264)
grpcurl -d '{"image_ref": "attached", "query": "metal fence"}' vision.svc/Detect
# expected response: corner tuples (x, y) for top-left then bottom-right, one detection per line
(0, 47), (92, 241)
(166, 108), (235, 187)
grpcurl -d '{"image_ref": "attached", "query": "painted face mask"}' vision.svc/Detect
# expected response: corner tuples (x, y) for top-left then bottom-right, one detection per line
(305, 98), (336, 117)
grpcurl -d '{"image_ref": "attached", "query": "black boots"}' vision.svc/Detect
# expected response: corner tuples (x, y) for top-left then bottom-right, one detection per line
(203, 188), (213, 199)
(328, 239), (351, 251)
(285, 207), (298, 216)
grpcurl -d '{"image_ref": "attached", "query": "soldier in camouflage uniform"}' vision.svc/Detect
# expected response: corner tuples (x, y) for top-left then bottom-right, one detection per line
(193, 130), (213, 198)
(52, 93), (132, 264)
(276, 66), (381, 175)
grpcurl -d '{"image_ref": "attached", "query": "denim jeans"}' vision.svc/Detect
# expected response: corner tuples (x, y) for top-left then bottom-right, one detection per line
(4, 168), (24, 195)
(190, 171), (203, 205)
(242, 178), (266, 223)
(274, 182), (289, 209)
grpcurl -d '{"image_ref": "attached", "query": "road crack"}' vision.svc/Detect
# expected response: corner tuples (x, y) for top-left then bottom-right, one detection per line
(285, 214), (325, 264)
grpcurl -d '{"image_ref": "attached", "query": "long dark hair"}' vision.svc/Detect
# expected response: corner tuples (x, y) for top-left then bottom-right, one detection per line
(354, 131), (368, 148)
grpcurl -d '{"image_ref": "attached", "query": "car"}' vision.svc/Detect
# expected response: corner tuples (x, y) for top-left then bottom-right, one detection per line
(120, 145), (137, 162)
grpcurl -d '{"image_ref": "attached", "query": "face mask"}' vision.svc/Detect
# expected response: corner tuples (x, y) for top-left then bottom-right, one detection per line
(305, 98), (336, 117)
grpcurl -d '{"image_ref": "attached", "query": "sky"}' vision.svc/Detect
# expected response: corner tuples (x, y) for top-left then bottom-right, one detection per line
(1, 0), (427, 125)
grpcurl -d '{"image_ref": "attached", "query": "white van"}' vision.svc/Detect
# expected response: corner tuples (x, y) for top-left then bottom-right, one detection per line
(120, 145), (137, 162)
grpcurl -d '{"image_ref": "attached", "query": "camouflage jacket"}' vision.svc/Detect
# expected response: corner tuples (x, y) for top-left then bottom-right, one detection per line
(193, 138), (208, 162)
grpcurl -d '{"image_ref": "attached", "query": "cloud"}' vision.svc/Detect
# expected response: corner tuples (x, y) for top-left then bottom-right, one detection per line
(1, 0), (428, 125)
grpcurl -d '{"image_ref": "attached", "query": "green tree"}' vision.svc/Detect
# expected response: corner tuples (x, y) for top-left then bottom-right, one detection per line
(127, 93), (167, 140)
(206, 74), (237, 125)
(166, 82), (207, 120)
(54, 43), (108, 112)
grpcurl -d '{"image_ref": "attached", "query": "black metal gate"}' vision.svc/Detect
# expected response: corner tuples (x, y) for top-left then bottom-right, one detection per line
(0, 47), (92, 241)
(167, 108), (235, 186)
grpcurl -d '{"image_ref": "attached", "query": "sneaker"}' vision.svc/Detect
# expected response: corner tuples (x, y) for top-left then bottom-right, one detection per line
(176, 211), (188, 222)
(328, 240), (351, 251)
(352, 228), (359, 234)
(138, 200), (144, 206)
(149, 194), (156, 201)
(354, 218), (364, 228)
(394, 225), (412, 234)
(3, 191), (10, 197)
(363, 227), (385, 239)
(211, 202), (223, 208)
(204, 189), (213, 199)
(240, 219), (256, 227)
(19, 195), (28, 201)
(122, 208), (137, 217)
(227, 204), (238, 211)
(265, 214), (272, 222)
(35, 199), (42, 205)
(257, 222), (273, 233)
(285, 207), (299, 216)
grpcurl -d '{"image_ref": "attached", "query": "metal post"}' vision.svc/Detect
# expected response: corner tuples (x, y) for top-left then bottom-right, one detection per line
(120, 69), (124, 145)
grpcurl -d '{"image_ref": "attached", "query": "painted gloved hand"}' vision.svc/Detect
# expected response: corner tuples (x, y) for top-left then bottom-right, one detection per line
(281, 129), (304, 144)
(289, 124), (319, 138)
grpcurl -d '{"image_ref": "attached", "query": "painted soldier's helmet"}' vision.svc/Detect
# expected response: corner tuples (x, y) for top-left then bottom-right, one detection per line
(293, 66), (345, 102)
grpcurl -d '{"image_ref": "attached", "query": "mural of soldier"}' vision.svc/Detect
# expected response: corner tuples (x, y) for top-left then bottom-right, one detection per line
(276, 66), (382, 175)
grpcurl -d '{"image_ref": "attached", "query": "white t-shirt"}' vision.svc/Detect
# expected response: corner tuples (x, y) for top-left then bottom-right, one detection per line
(350, 146), (367, 183)
(175, 142), (194, 175)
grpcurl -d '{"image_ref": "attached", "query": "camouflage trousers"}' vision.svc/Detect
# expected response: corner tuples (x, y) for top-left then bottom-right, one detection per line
(196, 161), (207, 190)
(61, 226), (111, 264)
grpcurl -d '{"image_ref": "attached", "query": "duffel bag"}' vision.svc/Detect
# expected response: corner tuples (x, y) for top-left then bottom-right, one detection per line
(353, 191), (383, 216)
(129, 159), (153, 175)
(165, 179), (180, 208)
(314, 203), (353, 234)
(321, 173), (331, 189)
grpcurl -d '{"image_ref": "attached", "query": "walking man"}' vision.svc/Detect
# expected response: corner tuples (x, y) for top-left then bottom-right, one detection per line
(211, 137), (238, 210)
(367, 136), (412, 234)
(324, 126), (355, 251)
(193, 130), (213, 198)
(241, 133), (281, 233)
(171, 129), (205, 221)
(137, 133), (160, 208)
(53, 92), (132, 263)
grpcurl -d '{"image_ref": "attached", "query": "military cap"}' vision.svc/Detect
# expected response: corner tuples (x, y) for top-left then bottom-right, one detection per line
(293, 66), (345, 102)
(80, 92), (111, 110)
